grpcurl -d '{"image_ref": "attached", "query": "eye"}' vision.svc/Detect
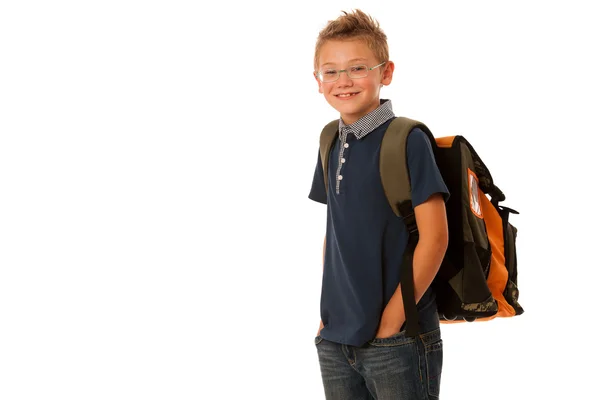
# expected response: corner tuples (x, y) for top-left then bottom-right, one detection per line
(350, 65), (367, 72)
(322, 69), (337, 76)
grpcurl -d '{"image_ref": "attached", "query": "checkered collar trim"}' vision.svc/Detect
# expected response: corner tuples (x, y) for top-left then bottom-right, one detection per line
(338, 99), (395, 140)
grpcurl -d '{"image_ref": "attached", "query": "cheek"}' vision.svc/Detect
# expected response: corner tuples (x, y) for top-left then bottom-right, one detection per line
(322, 83), (335, 95)
(365, 78), (381, 91)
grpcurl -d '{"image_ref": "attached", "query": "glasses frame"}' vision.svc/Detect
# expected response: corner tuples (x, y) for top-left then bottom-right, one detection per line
(316, 61), (387, 83)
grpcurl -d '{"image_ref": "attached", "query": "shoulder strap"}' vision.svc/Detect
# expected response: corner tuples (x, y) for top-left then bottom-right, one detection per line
(380, 117), (436, 218)
(380, 117), (436, 338)
(319, 119), (339, 195)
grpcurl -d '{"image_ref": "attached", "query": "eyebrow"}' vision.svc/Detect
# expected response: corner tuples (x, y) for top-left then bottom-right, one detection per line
(321, 58), (368, 67)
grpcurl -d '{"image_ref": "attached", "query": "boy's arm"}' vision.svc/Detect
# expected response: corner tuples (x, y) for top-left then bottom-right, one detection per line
(309, 151), (327, 204)
(376, 194), (448, 336)
(317, 235), (326, 336)
(308, 147), (327, 336)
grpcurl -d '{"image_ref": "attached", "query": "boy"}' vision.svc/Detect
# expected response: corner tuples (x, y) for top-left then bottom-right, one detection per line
(308, 9), (450, 400)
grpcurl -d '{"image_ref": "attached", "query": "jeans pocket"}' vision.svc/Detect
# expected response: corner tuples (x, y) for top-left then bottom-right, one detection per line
(314, 335), (324, 345)
(419, 329), (443, 398)
(368, 329), (411, 347)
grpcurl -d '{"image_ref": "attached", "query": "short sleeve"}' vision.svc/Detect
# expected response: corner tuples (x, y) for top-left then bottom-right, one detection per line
(406, 128), (450, 207)
(308, 150), (327, 204)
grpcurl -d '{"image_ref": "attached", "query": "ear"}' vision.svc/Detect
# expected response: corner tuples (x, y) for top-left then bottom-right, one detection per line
(314, 72), (324, 93)
(380, 61), (395, 86)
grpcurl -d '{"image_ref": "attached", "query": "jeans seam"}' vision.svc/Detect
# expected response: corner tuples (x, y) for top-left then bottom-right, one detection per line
(419, 335), (434, 400)
(367, 338), (415, 347)
(418, 333), (442, 399)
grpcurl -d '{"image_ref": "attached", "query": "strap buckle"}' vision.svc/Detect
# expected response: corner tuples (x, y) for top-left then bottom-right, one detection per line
(398, 200), (418, 235)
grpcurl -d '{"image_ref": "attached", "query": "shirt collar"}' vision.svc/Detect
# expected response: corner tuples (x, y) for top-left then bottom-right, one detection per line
(338, 99), (395, 140)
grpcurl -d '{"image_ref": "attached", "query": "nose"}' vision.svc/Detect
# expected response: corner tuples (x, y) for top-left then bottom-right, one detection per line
(336, 70), (353, 86)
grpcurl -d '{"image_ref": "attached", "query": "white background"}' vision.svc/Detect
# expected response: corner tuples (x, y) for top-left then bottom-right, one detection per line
(1, 0), (599, 399)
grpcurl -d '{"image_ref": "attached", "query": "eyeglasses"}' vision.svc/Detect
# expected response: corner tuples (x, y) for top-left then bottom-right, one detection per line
(316, 61), (387, 83)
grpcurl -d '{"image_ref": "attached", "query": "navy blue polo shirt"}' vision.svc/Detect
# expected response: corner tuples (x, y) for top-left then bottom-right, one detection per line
(309, 103), (449, 347)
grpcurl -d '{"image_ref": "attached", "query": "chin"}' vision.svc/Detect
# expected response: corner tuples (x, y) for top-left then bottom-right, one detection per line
(337, 103), (367, 115)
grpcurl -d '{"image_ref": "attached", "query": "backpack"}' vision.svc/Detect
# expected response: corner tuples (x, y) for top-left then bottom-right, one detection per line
(319, 117), (524, 337)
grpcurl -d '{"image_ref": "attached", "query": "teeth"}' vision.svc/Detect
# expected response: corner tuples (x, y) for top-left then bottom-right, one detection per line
(338, 93), (357, 97)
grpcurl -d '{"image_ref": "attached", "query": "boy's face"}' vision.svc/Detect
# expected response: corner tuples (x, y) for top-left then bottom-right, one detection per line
(314, 39), (394, 125)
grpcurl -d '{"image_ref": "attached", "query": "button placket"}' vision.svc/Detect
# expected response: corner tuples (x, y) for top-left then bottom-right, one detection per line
(336, 130), (351, 194)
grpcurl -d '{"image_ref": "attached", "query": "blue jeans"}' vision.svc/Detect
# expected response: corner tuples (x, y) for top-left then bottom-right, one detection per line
(315, 327), (443, 399)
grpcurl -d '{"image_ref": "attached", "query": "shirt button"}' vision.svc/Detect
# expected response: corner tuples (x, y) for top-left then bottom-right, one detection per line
(344, 143), (349, 148)
(338, 175), (343, 180)
(341, 158), (346, 163)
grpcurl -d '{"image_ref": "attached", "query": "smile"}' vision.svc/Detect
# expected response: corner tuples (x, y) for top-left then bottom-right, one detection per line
(336, 92), (359, 98)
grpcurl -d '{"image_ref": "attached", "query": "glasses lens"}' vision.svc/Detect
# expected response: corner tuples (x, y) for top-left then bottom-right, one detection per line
(348, 65), (368, 79)
(319, 69), (338, 82)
